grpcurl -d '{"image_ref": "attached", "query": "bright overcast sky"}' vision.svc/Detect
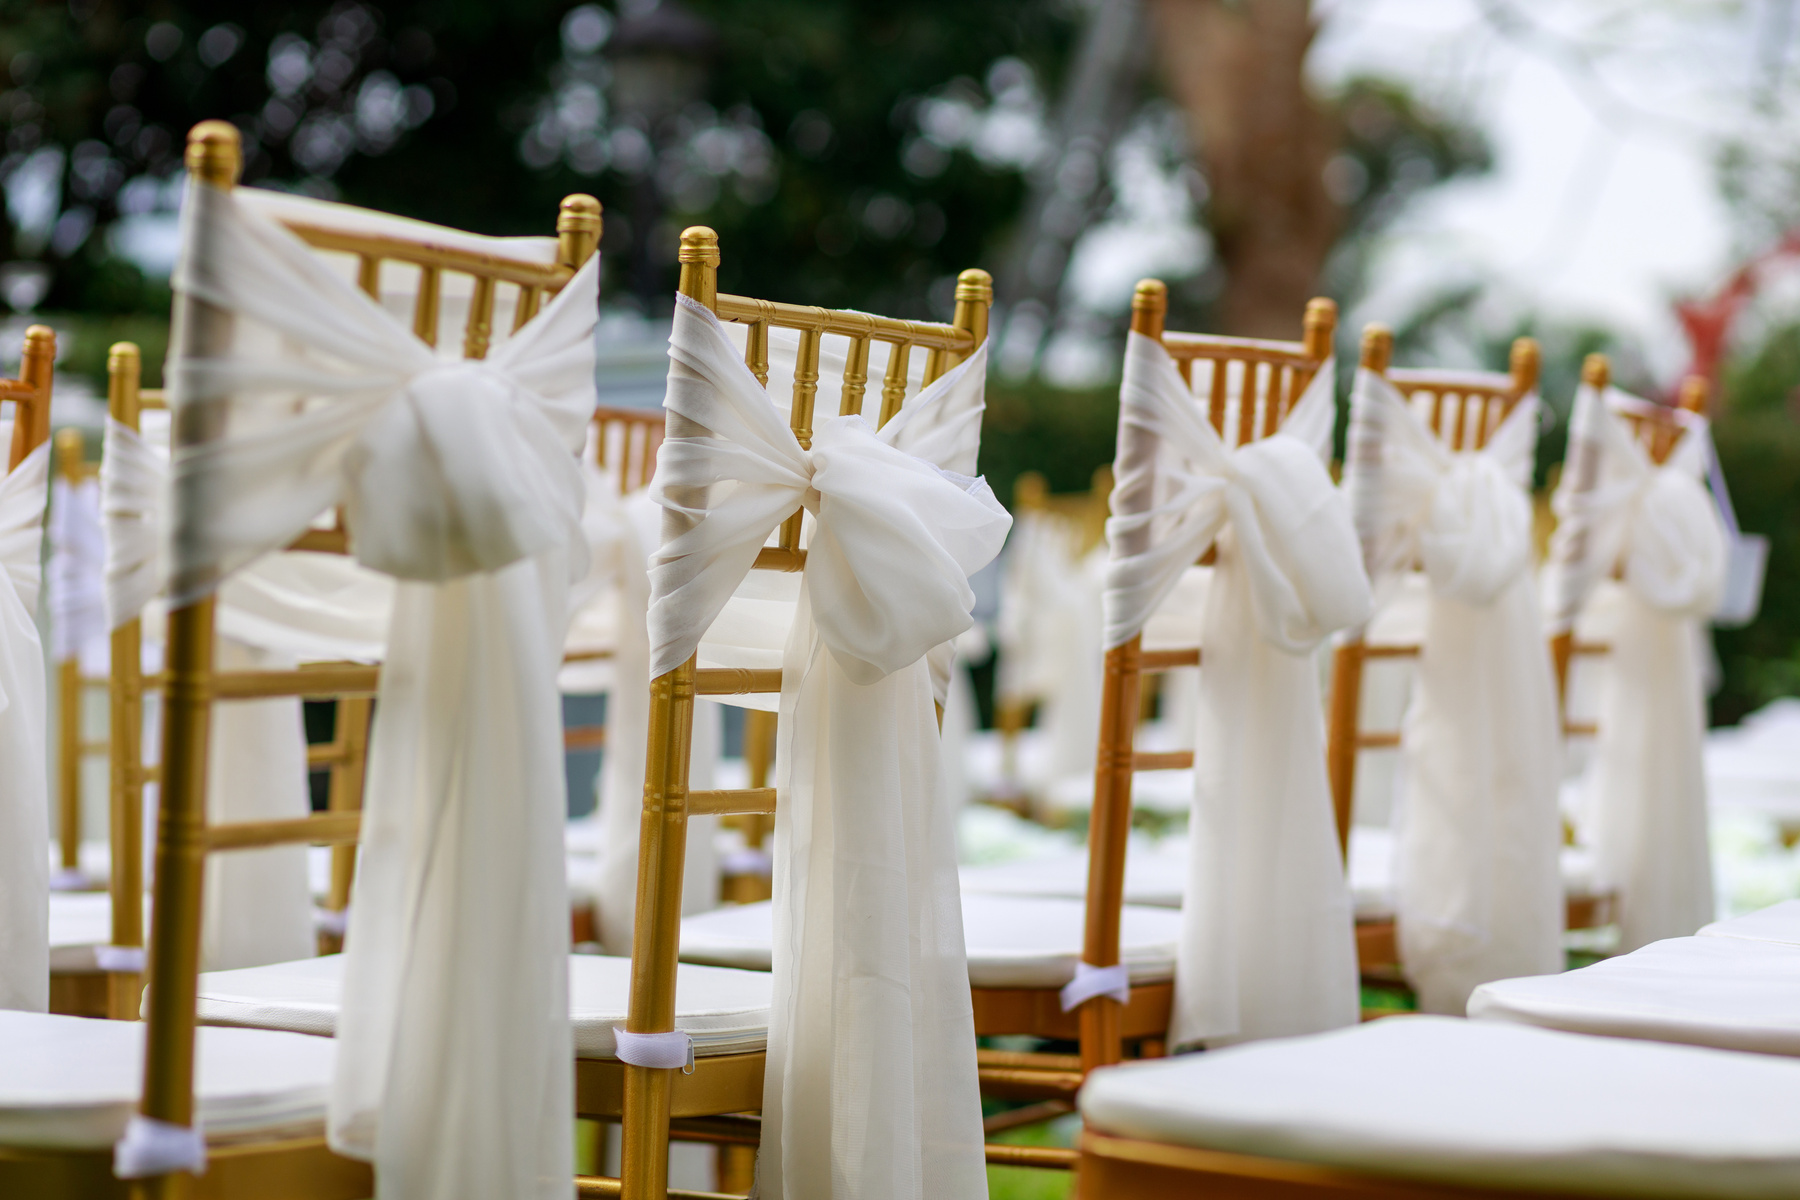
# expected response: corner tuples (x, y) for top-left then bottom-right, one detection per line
(1310, 0), (1758, 380)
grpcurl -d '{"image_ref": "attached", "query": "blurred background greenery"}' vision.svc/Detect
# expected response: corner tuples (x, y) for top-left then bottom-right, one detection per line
(0, 0), (1793, 718)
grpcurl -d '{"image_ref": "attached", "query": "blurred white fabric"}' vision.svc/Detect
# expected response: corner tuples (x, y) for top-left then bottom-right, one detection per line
(164, 186), (594, 1200)
(1104, 334), (1368, 1048)
(1346, 369), (1562, 1014)
(48, 468), (106, 669)
(648, 294), (1006, 1200)
(0, 435), (49, 1011)
(1547, 384), (1727, 951)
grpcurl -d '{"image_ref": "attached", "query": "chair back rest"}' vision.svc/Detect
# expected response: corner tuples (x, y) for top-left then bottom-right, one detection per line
(132, 120), (598, 1141)
(592, 406), (665, 495)
(1078, 284), (1333, 1076)
(1322, 326), (1541, 856)
(1546, 354), (1709, 724)
(619, 224), (991, 1198)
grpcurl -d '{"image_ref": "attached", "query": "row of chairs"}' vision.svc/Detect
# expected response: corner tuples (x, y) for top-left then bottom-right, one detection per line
(0, 113), (1756, 1200)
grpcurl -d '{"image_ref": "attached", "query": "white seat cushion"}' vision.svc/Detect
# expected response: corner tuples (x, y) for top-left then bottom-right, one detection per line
(1079, 1015), (1800, 1198)
(1701, 900), (1800, 947)
(197, 952), (771, 1058)
(1470, 935), (1800, 1056)
(47, 892), (153, 972)
(0, 1009), (335, 1150)
(1348, 826), (1598, 921)
(679, 894), (1182, 988)
(959, 846), (1187, 909)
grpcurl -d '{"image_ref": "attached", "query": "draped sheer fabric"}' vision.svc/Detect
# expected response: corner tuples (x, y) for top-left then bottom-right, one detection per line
(1345, 369), (1563, 1014)
(647, 294), (1008, 1198)
(1103, 333), (1369, 1048)
(49, 469), (106, 668)
(1546, 385), (1727, 952)
(164, 185), (597, 1200)
(996, 516), (1105, 786)
(102, 410), (386, 972)
(0, 437), (49, 1011)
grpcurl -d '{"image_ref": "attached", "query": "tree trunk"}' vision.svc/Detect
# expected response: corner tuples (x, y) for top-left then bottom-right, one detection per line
(1150, 0), (1339, 337)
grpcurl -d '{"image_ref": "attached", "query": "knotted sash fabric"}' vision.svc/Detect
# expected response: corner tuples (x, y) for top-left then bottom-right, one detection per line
(49, 466), (107, 669)
(0, 437), (49, 1011)
(648, 294), (1009, 1200)
(164, 184), (595, 1200)
(1546, 385), (1726, 952)
(1346, 370), (1563, 1014)
(1104, 332), (1370, 1048)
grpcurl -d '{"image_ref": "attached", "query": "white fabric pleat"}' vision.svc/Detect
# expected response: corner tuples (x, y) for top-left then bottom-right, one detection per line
(0, 438), (50, 1011)
(648, 294), (1008, 1199)
(102, 413), (167, 631)
(996, 518), (1105, 786)
(48, 470), (106, 666)
(1546, 384), (1727, 951)
(1345, 369), (1564, 1014)
(1103, 333), (1369, 1048)
(165, 185), (594, 1200)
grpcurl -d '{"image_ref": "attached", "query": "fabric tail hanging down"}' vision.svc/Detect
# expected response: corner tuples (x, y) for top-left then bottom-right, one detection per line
(49, 465), (108, 671)
(161, 184), (597, 1200)
(1346, 368), (1563, 1015)
(1102, 333), (1371, 1049)
(1546, 384), (1727, 953)
(0, 438), (50, 1012)
(647, 294), (1009, 1199)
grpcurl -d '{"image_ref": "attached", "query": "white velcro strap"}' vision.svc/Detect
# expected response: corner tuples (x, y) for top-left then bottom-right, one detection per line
(95, 945), (147, 973)
(114, 1114), (206, 1179)
(314, 906), (350, 937)
(613, 1028), (695, 1074)
(1059, 961), (1132, 1012)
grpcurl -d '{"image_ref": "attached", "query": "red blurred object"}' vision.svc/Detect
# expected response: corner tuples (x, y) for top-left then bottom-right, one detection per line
(1675, 230), (1800, 409)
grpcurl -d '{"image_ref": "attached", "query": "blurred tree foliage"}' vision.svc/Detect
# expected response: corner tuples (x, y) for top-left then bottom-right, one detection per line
(0, 0), (1080, 321)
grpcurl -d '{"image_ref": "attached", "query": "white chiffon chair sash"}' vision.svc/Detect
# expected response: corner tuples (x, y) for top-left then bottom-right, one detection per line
(647, 294), (1009, 1199)
(1546, 385), (1727, 951)
(0, 439), (50, 1011)
(164, 184), (595, 1200)
(49, 468), (106, 668)
(1103, 332), (1369, 1048)
(1346, 369), (1563, 1014)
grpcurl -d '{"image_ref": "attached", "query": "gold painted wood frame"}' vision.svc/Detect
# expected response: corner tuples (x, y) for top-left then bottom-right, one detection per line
(973, 283), (1336, 1171)
(617, 225), (992, 1200)
(60, 119), (601, 1200)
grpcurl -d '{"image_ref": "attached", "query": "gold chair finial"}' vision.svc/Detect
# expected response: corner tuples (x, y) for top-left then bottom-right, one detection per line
(679, 226), (721, 266)
(185, 120), (242, 188)
(54, 426), (84, 480)
(1677, 375), (1709, 414)
(1012, 470), (1049, 512)
(955, 268), (993, 305)
(1581, 353), (1610, 390)
(557, 195), (602, 270)
(1304, 297), (1338, 360)
(1510, 337), (1542, 394)
(1359, 323), (1393, 374)
(1130, 279), (1168, 339)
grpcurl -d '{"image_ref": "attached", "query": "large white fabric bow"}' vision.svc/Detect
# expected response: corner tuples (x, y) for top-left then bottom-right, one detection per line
(0, 436), (49, 1012)
(1345, 369), (1563, 1015)
(162, 184), (595, 1200)
(1547, 384), (1727, 952)
(1104, 332), (1369, 1048)
(648, 294), (1008, 1200)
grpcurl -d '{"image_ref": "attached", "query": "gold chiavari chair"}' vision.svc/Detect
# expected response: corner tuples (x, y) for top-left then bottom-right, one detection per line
(51, 427), (107, 892)
(617, 226), (992, 1199)
(1320, 326), (1615, 979)
(967, 282), (1336, 1171)
(1548, 354), (1710, 727)
(111, 121), (593, 1199)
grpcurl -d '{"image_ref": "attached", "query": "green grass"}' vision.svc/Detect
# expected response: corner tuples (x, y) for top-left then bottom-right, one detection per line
(987, 1112), (1079, 1200)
